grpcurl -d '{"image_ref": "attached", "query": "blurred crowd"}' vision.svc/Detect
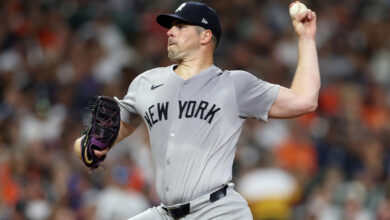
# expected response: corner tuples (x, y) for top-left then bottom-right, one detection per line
(0, 0), (389, 219)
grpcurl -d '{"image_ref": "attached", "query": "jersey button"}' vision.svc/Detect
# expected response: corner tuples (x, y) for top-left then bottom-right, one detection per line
(166, 159), (170, 165)
(170, 133), (175, 137)
(165, 186), (169, 192)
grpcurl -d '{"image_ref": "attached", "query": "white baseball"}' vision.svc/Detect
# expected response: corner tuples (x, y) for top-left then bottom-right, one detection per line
(289, 1), (308, 19)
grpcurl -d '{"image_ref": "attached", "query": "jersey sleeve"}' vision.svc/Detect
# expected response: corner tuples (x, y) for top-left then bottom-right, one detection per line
(114, 75), (142, 126)
(231, 70), (280, 122)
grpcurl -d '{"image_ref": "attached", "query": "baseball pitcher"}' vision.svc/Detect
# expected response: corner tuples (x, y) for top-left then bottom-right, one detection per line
(73, 1), (320, 219)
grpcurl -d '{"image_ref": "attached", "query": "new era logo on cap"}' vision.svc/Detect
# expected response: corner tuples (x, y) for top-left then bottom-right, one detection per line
(156, 1), (222, 43)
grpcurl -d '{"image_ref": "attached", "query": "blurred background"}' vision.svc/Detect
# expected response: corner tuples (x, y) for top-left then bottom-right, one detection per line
(0, 0), (389, 219)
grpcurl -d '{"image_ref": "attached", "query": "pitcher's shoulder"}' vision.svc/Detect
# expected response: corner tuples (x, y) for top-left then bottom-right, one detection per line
(139, 66), (170, 77)
(228, 70), (254, 77)
(222, 69), (258, 82)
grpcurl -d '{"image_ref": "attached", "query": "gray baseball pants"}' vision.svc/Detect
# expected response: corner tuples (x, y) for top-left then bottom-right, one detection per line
(128, 185), (253, 220)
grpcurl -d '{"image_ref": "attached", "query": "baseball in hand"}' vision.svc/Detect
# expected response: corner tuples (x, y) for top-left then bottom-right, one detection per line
(289, 1), (308, 19)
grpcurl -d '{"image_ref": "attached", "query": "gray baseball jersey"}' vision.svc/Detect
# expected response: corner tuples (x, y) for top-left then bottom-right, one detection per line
(115, 64), (279, 206)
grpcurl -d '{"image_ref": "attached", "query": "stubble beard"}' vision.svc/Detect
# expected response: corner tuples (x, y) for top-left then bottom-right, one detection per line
(167, 48), (182, 62)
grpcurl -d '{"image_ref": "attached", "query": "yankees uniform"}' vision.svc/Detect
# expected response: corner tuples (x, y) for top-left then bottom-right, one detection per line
(75, 0), (319, 217)
(115, 64), (280, 219)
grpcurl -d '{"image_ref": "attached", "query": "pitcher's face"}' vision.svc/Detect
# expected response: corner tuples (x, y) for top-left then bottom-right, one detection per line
(167, 21), (202, 62)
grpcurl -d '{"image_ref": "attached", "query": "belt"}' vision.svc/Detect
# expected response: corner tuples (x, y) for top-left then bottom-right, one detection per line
(162, 184), (229, 219)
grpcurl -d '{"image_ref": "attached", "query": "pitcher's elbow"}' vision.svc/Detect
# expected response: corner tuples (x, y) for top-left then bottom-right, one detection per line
(300, 97), (318, 114)
(307, 100), (318, 113)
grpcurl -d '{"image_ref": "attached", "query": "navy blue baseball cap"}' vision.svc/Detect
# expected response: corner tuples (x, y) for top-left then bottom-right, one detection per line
(156, 2), (222, 43)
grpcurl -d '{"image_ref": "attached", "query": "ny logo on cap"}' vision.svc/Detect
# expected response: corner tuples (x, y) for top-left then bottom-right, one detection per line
(175, 3), (186, 12)
(202, 18), (208, 24)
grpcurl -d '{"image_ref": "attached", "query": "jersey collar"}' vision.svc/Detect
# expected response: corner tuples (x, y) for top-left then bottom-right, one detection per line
(169, 64), (222, 83)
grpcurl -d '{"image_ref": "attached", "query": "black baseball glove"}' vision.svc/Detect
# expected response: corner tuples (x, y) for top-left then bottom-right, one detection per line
(80, 96), (120, 170)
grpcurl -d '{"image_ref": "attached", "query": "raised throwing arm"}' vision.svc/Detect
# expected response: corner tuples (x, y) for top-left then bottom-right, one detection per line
(269, 9), (320, 118)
